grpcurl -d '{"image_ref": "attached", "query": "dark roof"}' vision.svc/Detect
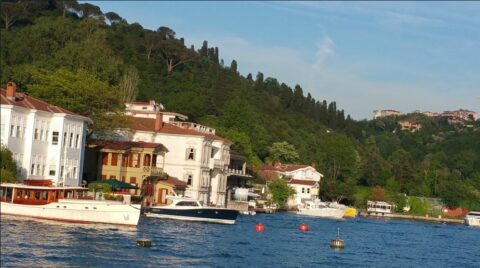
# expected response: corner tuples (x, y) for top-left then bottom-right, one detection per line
(261, 163), (310, 172)
(87, 139), (168, 152)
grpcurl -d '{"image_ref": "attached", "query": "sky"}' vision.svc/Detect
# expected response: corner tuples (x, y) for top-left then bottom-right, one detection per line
(88, 1), (480, 119)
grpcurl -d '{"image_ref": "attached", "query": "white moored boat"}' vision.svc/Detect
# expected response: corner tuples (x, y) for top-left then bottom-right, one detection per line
(144, 195), (239, 224)
(297, 199), (345, 219)
(464, 211), (480, 227)
(0, 181), (141, 226)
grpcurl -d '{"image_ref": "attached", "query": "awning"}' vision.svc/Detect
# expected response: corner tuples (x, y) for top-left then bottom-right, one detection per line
(89, 179), (138, 189)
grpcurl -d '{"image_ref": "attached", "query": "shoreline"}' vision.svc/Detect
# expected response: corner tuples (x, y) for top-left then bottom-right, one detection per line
(360, 211), (464, 224)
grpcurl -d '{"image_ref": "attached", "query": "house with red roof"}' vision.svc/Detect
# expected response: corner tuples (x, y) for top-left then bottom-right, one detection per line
(259, 161), (323, 206)
(110, 101), (233, 207)
(1, 82), (92, 186)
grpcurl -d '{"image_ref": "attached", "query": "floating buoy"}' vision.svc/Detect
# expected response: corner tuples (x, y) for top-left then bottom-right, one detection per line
(298, 223), (309, 232)
(330, 228), (345, 249)
(137, 239), (152, 247)
(255, 223), (266, 232)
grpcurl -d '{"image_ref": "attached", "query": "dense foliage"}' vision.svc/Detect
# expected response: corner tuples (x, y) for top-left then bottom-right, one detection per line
(0, 146), (17, 183)
(1, 1), (478, 209)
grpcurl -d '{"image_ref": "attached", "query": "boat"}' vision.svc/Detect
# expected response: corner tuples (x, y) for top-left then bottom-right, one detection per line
(297, 199), (345, 219)
(144, 195), (239, 224)
(464, 211), (480, 227)
(0, 181), (141, 226)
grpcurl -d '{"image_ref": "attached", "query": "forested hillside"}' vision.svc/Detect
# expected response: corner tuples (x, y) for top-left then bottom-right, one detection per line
(1, 1), (478, 209)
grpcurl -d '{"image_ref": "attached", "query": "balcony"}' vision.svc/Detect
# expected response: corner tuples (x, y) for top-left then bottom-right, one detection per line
(150, 166), (164, 176)
(214, 159), (224, 169)
(227, 168), (252, 177)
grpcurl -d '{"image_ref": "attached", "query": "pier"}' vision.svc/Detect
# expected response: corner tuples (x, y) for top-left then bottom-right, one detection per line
(361, 211), (464, 224)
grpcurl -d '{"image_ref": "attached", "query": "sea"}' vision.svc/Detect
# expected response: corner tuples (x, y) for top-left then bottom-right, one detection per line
(1, 213), (479, 268)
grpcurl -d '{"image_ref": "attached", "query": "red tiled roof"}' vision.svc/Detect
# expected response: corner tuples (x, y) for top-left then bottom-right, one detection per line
(289, 179), (317, 186)
(163, 178), (187, 187)
(1, 89), (91, 123)
(88, 139), (167, 151)
(128, 116), (229, 142)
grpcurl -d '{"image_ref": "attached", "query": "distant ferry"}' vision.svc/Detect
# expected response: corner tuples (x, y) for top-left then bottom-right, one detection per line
(0, 180), (141, 226)
(464, 211), (480, 227)
(144, 195), (239, 224)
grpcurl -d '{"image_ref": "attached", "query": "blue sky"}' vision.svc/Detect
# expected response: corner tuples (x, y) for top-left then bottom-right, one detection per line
(88, 1), (480, 119)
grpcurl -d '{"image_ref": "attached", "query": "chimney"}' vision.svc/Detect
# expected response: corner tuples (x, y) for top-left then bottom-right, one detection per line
(155, 112), (163, 131)
(6, 82), (16, 100)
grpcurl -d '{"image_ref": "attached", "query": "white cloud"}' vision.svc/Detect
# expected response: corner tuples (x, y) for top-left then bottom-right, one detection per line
(312, 37), (334, 71)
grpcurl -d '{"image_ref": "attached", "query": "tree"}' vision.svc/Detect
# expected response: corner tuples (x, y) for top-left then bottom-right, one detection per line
(143, 31), (161, 61)
(318, 133), (359, 181)
(119, 66), (139, 103)
(157, 26), (175, 40)
(158, 39), (195, 74)
(105, 11), (122, 24)
(1, 146), (17, 183)
(267, 141), (299, 163)
(1, 2), (23, 31)
(230, 60), (238, 73)
(268, 178), (296, 207)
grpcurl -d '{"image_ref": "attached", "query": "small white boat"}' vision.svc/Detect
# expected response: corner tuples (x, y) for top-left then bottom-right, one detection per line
(144, 195), (239, 224)
(0, 182), (141, 226)
(297, 199), (345, 219)
(464, 211), (480, 227)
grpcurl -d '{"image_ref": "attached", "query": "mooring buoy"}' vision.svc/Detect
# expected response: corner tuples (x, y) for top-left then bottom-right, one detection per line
(298, 223), (309, 232)
(137, 239), (152, 247)
(330, 227), (345, 249)
(255, 223), (266, 232)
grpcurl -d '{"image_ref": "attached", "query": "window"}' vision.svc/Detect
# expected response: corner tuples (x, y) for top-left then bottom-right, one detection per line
(40, 130), (45, 141)
(130, 177), (137, 184)
(75, 134), (79, 148)
(16, 126), (20, 138)
(34, 191), (40, 200)
(109, 175), (116, 179)
(36, 164), (41, 176)
(49, 169), (55, 176)
(10, 125), (14, 137)
(111, 153), (118, 166)
(143, 154), (151, 167)
(176, 201), (198, 207)
(60, 166), (64, 178)
(102, 153), (109, 165)
(34, 128), (39, 140)
(133, 154), (140, 167)
(73, 167), (77, 178)
(122, 154), (129, 167)
(301, 188), (305, 194)
(307, 188), (310, 194)
(31, 164), (35, 175)
(63, 132), (67, 145)
(142, 106), (148, 110)
(69, 133), (73, 147)
(42, 191), (48, 200)
(52, 131), (59, 145)
(211, 148), (215, 158)
(186, 148), (195, 160)
(101, 174), (107, 180)
(187, 175), (192, 185)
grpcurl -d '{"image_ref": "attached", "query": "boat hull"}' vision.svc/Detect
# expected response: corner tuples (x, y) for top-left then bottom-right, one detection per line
(464, 217), (480, 227)
(145, 207), (239, 224)
(297, 208), (345, 219)
(0, 199), (141, 226)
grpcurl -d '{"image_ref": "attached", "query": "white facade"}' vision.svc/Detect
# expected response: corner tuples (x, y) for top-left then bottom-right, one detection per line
(1, 85), (91, 186)
(280, 166), (322, 182)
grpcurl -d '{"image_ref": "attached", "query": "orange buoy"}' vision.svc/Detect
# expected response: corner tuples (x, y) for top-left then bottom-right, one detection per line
(255, 223), (266, 232)
(298, 223), (309, 232)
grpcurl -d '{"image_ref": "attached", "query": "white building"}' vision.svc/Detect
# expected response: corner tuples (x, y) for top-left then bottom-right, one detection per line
(116, 102), (231, 206)
(373, 109), (402, 119)
(0, 82), (92, 186)
(259, 162), (323, 206)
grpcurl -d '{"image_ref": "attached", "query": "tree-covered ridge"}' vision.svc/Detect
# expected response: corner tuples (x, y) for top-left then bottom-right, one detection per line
(1, 1), (478, 210)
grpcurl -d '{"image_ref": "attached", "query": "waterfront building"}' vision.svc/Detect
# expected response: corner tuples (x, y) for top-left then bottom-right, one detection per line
(259, 161), (323, 206)
(113, 101), (232, 206)
(226, 151), (253, 202)
(84, 139), (168, 195)
(142, 176), (187, 206)
(441, 109), (478, 121)
(0, 82), (92, 186)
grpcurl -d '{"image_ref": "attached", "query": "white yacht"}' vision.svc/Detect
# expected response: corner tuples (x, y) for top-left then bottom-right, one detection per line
(297, 199), (345, 219)
(1, 182), (141, 226)
(464, 211), (480, 227)
(144, 195), (239, 224)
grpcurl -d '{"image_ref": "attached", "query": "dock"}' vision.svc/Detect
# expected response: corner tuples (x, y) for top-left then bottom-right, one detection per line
(361, 211), (464, 224)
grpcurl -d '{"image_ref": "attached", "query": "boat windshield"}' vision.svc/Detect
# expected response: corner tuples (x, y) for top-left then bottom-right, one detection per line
(176, 201), (199, 207)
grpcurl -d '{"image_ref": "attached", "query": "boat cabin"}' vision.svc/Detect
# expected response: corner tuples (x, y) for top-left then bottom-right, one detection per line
(1, 180), (87, 205)
(367, 200), (393, 215)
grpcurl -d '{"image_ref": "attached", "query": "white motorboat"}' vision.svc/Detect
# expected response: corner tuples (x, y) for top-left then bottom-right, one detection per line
(297, 199), (345, 219)
(0, 182), (141, 226)
(464, 211), (480, 227)
(144, 195), (239, 224)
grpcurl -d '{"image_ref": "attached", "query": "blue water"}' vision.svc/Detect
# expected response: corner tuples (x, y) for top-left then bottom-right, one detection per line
(1, 213), (479, 267)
